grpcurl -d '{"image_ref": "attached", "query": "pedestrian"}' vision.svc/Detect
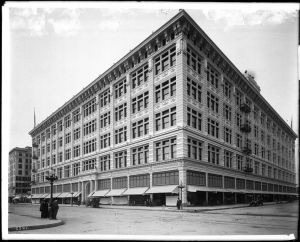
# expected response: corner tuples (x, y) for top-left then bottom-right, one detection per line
(52, 200), (59, 219)
(44, 200), (49, 218)
(40, 199), (45, 218)
(176, 198), (181, 210)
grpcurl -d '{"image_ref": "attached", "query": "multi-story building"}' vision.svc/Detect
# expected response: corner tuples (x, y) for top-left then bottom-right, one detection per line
(9, 146), (32, 202)
(29, 10), (297, 206)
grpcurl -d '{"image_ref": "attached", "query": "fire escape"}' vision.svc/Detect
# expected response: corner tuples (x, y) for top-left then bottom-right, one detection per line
(31, 140), (39, 184)
(240, 102), (253, 173)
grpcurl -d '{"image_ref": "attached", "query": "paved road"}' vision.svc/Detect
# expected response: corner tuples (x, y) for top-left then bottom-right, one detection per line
(8, 201), (298, 237)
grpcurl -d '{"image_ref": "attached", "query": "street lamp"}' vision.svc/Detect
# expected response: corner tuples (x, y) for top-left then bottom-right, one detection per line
(45, 171), (58, 205)
(178, 181), (185, 209)
(71, 192), (74, 206)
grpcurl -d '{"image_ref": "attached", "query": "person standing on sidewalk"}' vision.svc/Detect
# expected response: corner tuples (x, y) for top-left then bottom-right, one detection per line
(177, 198), (181, 210)
(40, 200), (45, 218)
(52, 200), (59, 219)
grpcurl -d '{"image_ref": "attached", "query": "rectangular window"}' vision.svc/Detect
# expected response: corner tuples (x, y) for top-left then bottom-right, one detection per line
(65, 132), (71, 144)
(207, 64), (219, 89)
(98, 179), (111, 190)
(223, 80), (232, 99)
(73, 108), (81, 123)
(100, 154), (111, 171)
(52, 140), (56, 150)
(223, 104), (232, 121)
(152, 171), (179, 186)
(57, 168), (63, 179)
(131, 64), (149, 89)
(114, 79), (127, 99)
(46, 129), (51, 139)
(100, 112), (111, 128)
(236, 154), (243, 171)
(187, 46), (202, 74)
(65, 148), (71, 160)
(224, 127), (232, 144)
(187, 77), (201, 102)
(65, 115), (71, 128)
(236, 90), (242, 106)
(155, 107), (176, 131)
(132, 118), (149, 139)
(236, 112), (242, 127)
(187, 137), (202, 160)
(132, 144), (149, 166)
(64, 165), (70, 178)
(208, 144), (220, 165)
(73, 163), (80, 176)
(187, 107), (202, 131)
(154, 46), (176, 75)
(83, 119), (97, 136)
(207, 91), (219, 113)
(224, 150), (232, 168)
(58, 137), (63, 147)
(155, 76), (176, 103)
(187, 170), (206, 186)
(155, 137), (177, 161)
(83, 138), (97, 154)
(51, 124), (57, 136)
(51, 154), (56, 165)
(115, 103), (127, 122)
(73, 127), (80, 140)
(132, 91), (149, 114)
(100, 133), (111, 149)
(208, 173), (223, 188)
(114, 126), (127, 144)
(73, 145), (80, 158)
(83, 98), (96, 117)
(112, 176), (127, 189)
(57, 121), (63, 132)
(129, 174), (150, 188)
(207, 118), (219, 138)
(99, 89), (110, 108)
(114, 150), (127, 169)
(82, 158), (96, 171)
(58, 152), (63, 163)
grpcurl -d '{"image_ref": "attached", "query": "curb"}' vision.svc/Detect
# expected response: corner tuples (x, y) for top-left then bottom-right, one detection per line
(8, 219), (64, 232)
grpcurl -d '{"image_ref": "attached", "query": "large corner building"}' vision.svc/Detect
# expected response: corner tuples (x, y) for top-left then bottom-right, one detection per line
(29, 10), (297, 206)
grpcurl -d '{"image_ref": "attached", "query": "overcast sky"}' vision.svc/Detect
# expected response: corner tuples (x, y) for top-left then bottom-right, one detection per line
(3, 2), (299, 181)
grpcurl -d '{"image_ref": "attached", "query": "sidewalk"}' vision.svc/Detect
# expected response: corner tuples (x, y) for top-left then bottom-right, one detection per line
(8, 213), (63, 232)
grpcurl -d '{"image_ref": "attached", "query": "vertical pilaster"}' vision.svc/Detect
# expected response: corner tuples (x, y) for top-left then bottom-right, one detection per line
(148, 57), (155, 164)
(178, 167), (187, 206)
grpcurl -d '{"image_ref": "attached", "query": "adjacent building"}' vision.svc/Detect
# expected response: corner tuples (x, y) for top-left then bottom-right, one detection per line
(29, 10), (297, 206)
(9, 146), (32, 202)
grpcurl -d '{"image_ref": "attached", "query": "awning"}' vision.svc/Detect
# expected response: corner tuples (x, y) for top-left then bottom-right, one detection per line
(73, 192), (81, 197)
(57, 192), (71, 198)
(39, 193), (48, 198)
(91, 190), (110, 197)
(122, 187), (149, 195)
(31, 194), (42, 199)
(88, 192), (95, 197)
(145, 185), (178, 194)
(187, 185), (224, 192)
(44, 193), (61, 199)
(13, 196), (21, 200)
(105, 189), (127, 197)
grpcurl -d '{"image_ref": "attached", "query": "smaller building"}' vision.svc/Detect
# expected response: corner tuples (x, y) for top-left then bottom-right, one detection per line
(8, 146), (32, 202)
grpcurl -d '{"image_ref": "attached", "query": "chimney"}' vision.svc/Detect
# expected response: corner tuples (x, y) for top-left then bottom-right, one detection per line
(244, 70), (261, 92)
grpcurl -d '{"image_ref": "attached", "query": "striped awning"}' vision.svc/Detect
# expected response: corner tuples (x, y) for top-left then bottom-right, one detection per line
(91, 190), (110, 197)
(44, 193), (61, 199)
(122, 187), (149, 195)
(105, 189), (127, 197)
(57, 192), (71, 198)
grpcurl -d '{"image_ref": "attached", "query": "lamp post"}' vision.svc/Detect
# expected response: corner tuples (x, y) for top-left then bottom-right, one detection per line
(45, 172), (58, 205)
(71, 192), (74, 206)
(178, 181), (185, 209)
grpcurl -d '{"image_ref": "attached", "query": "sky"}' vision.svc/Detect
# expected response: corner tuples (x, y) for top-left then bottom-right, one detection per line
(3, 2), (299, 181)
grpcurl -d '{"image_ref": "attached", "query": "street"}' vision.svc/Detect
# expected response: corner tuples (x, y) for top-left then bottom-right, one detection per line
(8, 201), (298, 237)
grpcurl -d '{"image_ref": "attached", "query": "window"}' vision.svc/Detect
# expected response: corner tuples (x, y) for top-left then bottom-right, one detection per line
(114, 150), (127, 169)
(236, 112), (242, 127)
(64, 165), (70, 178)
(152, 171), (179, 186)
(47, 143), (50, 153)
(46, 129), (50, 139)
(65, 132), (71, 144)
(82, 158), (96, 171)
(83, 119), (97, 136)
(207, 92), (219, 113)
(58, 137), (63, 147)
(132, 145), (149, 166)
(208, 173), (222, 188)
(223, 80), (232, 99)
(132, 118), (149, 139)
(236, 154), (243, 171)
(155, 137), (177, 161)
(207, 64), (219, 89)
(98, 179), (111, 190)
(100, 112), (111, 128)
(207, 118), (219, 138)
(52, 140), (56, 150)
(65, 148), (71, 160)
(254, 143), (259, 155)
(223, 104), (232, 121)
(42, 146), (45, 155)
(115, 103), (127, 122)
(154, 46), (176, 75)
(112, 176), (127, 189)
(187, 107), (202, 131)
(73, 145), (80, 158)
(187, 77), (202, 102)
(83, 138), (97, 154)
(224, 176), (235, 189)
(187, 170), (206, 186)
(224, 127), (232, 144)
(115, 126), (127, 144)
(187, 137), (202, 160)
(155, 76), (176, 103)
(73, 127), (80, 140)
(100, 133), (111, 149)
(73, 163), (80, 176)
(131, 64), (149, 89)
(52, 154), (56, 165)
(254, 161), (259, 175)
(100, 154), (111, 171)
(260, 113), (265, 126)
(57, 121), (63, 132)
(73, 108), (80, 123)
(155, 107), (176, 131)
(208, 144), (220, 165)
(254, 125), (258, 138)
(224, 150), (232, 168)
(83, 98), (96, 117)
(57, 167), (63, 179)
(114, 79), (127, 99)
(261, 164), (266, 176)
(99, 89), (110, 108)
(187, 46), (202, 74)
(51, 124), (57, 136)
(236, 90), (242, 106)
(41, 132), (45, 142)
(130, 174), (150, 188)
(65, 115), (71, 128)
(132, 92), (149, 114)
(58, 152), (63, 163)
